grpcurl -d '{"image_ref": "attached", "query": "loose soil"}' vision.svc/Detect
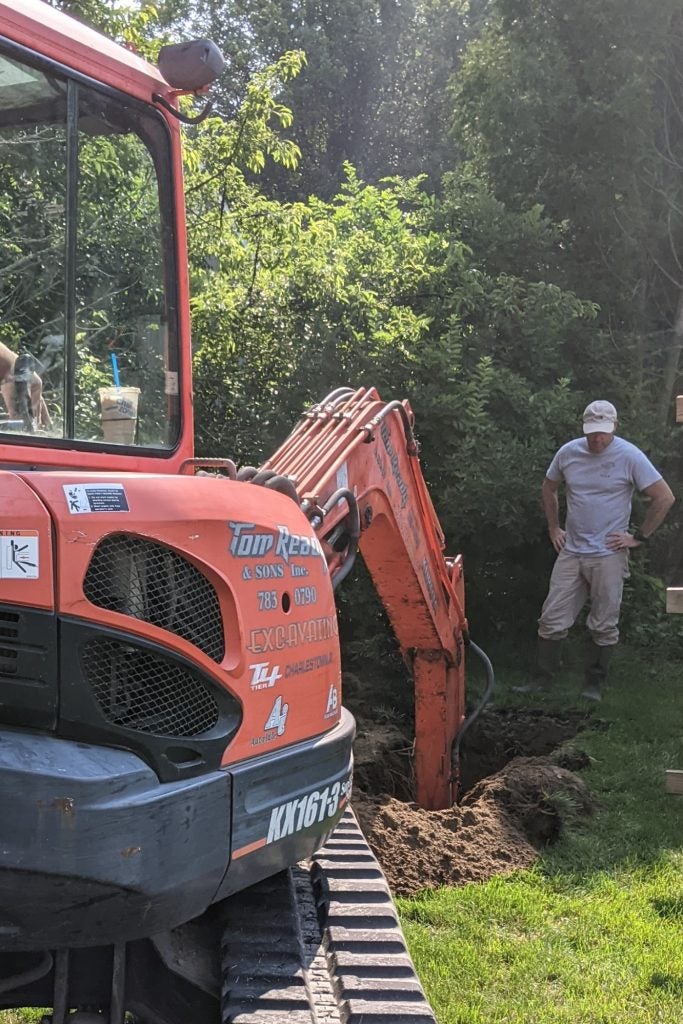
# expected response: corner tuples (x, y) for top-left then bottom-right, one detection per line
(351, 706), (599, 896)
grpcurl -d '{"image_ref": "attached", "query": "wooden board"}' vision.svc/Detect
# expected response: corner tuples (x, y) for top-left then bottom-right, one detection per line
(666, 588), (683, 614)
(665, 770), (683, 795)
(677, 394), (683, 423)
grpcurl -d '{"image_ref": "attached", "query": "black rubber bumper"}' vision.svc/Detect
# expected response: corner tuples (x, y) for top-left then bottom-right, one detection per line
(219, 709), (355, 899)
(0, 711), (355, 951)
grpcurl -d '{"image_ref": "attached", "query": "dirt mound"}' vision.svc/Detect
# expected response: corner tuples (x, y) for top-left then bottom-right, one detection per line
(457, 707), (596, 793)
(349, 696), (598, 895)
(353, 756), (594, 896)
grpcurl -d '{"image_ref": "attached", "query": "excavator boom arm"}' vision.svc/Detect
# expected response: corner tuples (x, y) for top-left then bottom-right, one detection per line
(262, 386), (468, 809)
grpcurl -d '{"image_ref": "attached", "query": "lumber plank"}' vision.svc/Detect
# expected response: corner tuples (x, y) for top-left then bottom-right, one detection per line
(665, 770), (683, 795)
(666, 588), (683, 614)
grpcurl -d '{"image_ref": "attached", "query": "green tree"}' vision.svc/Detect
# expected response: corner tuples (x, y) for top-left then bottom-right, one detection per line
(191, 168), (442, 459)
(48, 0), (161, 53)
(451, 0), (683, 433)
(161, 0), (468, 199)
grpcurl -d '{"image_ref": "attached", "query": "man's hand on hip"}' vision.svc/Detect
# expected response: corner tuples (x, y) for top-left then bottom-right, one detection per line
(549, 526), (566, 553)
(606, 531), (640, 551)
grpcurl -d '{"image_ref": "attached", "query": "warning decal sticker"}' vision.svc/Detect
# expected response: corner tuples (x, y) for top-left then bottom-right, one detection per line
(63, 483), (129, 514)
(0, 531), (39, 579)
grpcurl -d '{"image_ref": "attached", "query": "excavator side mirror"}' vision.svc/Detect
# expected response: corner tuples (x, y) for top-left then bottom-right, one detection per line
(157, 40), (224, 92)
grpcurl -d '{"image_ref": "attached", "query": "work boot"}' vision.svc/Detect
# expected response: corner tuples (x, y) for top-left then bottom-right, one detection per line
(581, 642), (615, 702)
(513, 637), (563, 693)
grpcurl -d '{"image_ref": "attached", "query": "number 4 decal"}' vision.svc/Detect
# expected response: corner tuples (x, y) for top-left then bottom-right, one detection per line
(265, 696), (289, 736)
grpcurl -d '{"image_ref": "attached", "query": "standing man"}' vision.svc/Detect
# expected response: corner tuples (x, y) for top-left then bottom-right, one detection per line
(523, 400), (675, 701)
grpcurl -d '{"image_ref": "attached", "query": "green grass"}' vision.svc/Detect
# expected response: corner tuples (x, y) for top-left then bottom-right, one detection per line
(0, 1012), (44, 1023)
(398, 643), (683, 1023)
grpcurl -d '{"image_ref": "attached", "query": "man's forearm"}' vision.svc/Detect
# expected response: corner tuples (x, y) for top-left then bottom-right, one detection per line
(640, 494), (675, 537)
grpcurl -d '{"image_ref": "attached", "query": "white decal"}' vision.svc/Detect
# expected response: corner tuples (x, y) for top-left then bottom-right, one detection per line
(257, 590), (278, 611)
(380, 420), (409, 509)
(64, 483), (129, 514)
(264, 695), (289, 736)
(266, 775), (352, 844)
(249, 662), (282, 691)
(251, 695), (289, 747)
(336, 461), (349, 492)
(256, 564), (285, 579)
(228, 522), (326, 569)
(243, 564), (287, 581)
(324, 684), (338, 719)
(0, 531), (39, 579)
(248, 615), (338, 653)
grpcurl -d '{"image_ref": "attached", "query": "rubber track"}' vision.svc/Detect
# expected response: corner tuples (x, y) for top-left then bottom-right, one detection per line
(221, 808), (436, 1024)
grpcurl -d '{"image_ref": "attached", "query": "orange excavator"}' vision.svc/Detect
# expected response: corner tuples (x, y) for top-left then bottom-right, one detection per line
(0, 3), (492, 1020)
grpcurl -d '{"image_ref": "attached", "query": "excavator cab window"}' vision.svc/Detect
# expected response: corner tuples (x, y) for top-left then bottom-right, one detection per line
(0, 46), (180, 448)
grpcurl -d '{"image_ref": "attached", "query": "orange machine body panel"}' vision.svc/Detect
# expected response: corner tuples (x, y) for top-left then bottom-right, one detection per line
(0, 471), (55, 610)
(21, 471), (342, 765)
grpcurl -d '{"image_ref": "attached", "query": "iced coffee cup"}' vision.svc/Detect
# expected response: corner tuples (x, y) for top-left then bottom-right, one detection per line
(99, 386), (140, 444)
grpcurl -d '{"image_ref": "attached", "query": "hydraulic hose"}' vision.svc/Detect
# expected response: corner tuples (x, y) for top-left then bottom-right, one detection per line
(239, 467), (300, 504)
(306, 387), (356, 420)
(249, 469), (278, 486)
(319, 386), (355, 407)
(321, 487), (361, 591)
(265, 474), (300, 504)
(451, 638), (495, 800)
(361, 400), (419, 454)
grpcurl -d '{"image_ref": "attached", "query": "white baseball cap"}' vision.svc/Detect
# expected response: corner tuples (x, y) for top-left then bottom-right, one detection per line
(583, 400), (617, 434)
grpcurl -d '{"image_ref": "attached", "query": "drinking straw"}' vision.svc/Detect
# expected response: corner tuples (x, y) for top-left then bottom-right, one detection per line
(110, 352), (121, 388)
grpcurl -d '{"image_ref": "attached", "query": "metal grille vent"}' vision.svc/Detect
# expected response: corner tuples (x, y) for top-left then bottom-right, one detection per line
(0, 611), (19, 640)
(83, 534), (224, 662)
(81, 637), (220, 737)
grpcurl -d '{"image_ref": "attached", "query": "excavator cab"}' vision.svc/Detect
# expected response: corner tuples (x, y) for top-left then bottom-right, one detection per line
(0, 45), (179, 448)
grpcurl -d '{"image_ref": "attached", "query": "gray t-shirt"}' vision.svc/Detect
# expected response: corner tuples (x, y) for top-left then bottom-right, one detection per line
(546, 436), (662, 556)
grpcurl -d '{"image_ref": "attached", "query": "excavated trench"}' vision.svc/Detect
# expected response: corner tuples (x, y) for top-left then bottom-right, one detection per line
(351, 705), (601, 896)
(456, 708), (596, 794)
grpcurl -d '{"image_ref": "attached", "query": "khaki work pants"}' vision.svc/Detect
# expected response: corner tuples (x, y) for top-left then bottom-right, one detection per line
(538, 548), (629, 646)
